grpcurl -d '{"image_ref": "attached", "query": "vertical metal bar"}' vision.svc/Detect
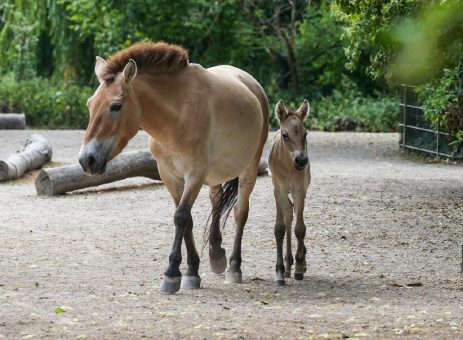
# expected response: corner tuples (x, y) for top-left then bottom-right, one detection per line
(402, 84), (407, 148)
(436, 114), (440, 159)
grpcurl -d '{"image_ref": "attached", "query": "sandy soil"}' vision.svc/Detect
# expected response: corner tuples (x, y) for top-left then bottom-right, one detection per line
(0, 130), (462, 339)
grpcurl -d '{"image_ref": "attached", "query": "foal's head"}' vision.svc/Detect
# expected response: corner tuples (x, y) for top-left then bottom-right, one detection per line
(79, 57), (141, 175)
(275, 100), (310, 171)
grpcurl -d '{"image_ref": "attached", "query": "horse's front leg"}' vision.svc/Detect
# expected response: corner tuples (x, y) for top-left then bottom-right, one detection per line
(274, 186), (288, 286)
(292, 190), (307, 281)
(159, 171), (203, 294)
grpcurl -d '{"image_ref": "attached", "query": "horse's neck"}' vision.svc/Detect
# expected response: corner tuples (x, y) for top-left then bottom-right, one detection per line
(134, 74), (180, 142)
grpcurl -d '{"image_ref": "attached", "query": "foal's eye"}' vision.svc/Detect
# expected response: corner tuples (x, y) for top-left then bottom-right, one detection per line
(110, 103), (122, 112)
(282, 132), (289, 141)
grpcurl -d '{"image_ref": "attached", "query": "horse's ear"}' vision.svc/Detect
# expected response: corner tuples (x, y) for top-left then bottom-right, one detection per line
(95, 56), (107, 83)
(296, 100), (310, 121)
(123, 59), (137, 83)
(275, 100), (288, 122)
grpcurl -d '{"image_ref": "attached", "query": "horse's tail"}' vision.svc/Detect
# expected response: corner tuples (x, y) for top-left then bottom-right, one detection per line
(203, 177), (239, 250)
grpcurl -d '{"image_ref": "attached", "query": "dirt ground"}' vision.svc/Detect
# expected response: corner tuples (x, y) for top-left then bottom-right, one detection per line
(1, 130), (462, 339)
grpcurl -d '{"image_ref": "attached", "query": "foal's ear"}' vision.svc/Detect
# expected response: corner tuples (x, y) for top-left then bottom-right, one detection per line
(95, 56), (107, 83)
(275, 100), (288, 122)
(296, 100), (310, 120)
(123, 59), (137, 83)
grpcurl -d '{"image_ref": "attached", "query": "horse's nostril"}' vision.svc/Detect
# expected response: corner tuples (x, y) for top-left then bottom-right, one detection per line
(88, 154), (96, 167)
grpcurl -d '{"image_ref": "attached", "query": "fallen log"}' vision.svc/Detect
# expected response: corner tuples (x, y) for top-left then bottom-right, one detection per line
(35, 150), (160, 196)
(35, 149), (268, 196)
(0, 113), (26, 129)
(0, 134), (52, 181)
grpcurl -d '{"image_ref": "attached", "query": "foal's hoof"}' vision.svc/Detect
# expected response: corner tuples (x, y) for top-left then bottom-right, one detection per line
(294, 272), (304, 281)
(160, 275), (181, 294)
(225, 270), (242, 284)
(181, 275), (201, 289)
(284, 270), (291, 278)
(209, 248), (227, 274)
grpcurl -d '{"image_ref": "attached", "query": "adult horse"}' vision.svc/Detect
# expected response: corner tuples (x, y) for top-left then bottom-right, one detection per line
(79, 42), (269, 294)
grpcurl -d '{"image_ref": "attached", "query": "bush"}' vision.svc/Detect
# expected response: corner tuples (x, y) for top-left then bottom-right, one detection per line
(309, 77), (398, 132)
(269, 77), (399, 132)
(0, 75), (92, 128)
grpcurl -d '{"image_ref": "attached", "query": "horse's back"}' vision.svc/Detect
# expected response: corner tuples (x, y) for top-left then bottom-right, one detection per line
(207, 65), (269, 153)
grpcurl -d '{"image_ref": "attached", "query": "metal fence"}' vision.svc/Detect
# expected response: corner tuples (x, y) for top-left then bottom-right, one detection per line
(399, 84), (462, 159)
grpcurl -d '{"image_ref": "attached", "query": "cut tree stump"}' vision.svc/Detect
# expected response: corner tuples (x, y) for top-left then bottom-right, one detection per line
(0, 134), (52, 181)
(35, 149), (268, 196)
(0, 113), (26, 129)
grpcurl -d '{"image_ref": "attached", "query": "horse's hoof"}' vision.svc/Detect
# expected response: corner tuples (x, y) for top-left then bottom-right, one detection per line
(225, 270), (242, 284)
(209, 249), (227, 274)
(284, 270), (291, 278)
(181, 275), (201, 289)
(275, 279), (285, 286)
(160, 275), (181, 294)
(294, 272), (304, 281)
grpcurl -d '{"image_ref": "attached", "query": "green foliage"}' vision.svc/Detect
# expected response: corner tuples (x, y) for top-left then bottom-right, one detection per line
(0, 75), (92, 128)
(309, 77), (398, 132)
(416, 66), (463, 147)
(0, 0), (397, 130)
(334, 0), (463, 144)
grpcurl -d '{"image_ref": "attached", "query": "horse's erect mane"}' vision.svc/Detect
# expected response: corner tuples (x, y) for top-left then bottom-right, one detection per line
(102, 41), (189, 82)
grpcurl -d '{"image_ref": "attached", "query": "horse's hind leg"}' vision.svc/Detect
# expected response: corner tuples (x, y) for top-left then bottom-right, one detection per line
(292, 191), (307, 280)
(209, 185), (227, 274)
(225, 162), (259, 284)
(284, 199), (294, 278)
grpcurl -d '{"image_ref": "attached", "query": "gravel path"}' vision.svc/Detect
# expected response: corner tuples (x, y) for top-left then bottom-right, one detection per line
(1, 130), (462, 339)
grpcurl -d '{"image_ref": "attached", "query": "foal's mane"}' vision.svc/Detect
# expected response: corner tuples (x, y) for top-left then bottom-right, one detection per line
(102, 42), (189, 82)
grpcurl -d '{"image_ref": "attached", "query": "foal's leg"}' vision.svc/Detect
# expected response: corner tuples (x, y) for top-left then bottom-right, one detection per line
(284, 200), (294, 278)
(225, 162), (259, 284)
(209, 185), (227, 274)
(292, 191), (307, 280)
(159, 170), (203, 294)
(274, 187), (288, 286)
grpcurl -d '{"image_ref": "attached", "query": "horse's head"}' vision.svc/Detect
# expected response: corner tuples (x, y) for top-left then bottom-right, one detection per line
(79, 57), (141, 175)
(275, 100), (310, 171)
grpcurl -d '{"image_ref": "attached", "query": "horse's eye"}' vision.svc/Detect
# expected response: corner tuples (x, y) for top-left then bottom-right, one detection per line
(110, 103), (122, 112)
(282, 132), (289, 141)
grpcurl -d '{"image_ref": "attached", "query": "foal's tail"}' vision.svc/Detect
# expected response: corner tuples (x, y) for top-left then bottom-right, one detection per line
(203, 177), (239, 249)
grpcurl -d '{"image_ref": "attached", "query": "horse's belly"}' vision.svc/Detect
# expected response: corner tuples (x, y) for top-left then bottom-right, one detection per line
(204, 128), (261, 186)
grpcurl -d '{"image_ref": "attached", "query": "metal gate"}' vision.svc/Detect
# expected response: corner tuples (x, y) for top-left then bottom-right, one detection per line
(399, 84), (462, 159)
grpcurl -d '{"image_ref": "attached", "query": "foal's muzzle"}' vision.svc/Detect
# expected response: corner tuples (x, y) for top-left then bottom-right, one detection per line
(293, 154), (308, 171)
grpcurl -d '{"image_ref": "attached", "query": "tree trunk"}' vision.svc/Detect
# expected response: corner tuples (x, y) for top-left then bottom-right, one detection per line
(0, 134), (52, 181)
(35, 149), (269, 196)
(35, 150), (160, 196)
(0, 113), (26, 129)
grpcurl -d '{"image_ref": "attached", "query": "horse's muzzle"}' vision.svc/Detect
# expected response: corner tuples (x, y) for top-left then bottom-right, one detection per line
(293, 154), (308, 171)
(79, 152), (108, 175)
